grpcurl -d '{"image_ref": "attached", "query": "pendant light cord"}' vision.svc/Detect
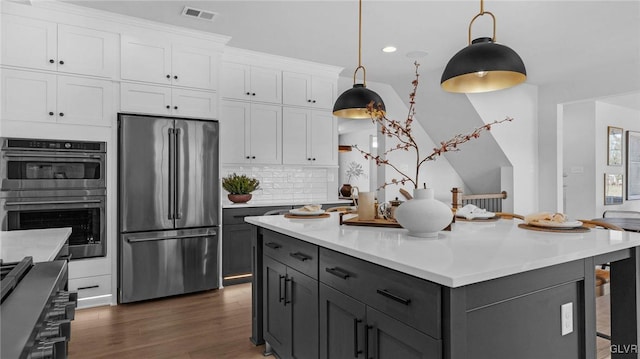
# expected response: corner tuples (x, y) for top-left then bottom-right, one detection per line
(353, 0), (367, 86)
(468, 0), (496, 44)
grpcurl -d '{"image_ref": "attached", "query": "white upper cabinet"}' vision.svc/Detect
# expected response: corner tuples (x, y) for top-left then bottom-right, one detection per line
(2, 69), (114, 126)
(220, 100), (282, 165)
(282, 108), (337, 166)
(120, 82), (217, 119)
(1, 15), (118, 78)
(282, 71), (336, 110)
(220, 62), (282, 104)
(121, 33), (220, 90)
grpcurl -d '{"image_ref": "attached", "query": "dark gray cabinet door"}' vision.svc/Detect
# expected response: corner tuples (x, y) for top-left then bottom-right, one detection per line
(288, 267), (319, 359)
(222, 223), (253, 279)
(319, 284), (367, 359)
(367, 306), (441, 359)
(263, 255), (290, 357)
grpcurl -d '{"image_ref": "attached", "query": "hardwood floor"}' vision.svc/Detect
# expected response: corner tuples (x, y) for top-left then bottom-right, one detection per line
(70, 283), (613, 358)
(69, 283), (265, 358)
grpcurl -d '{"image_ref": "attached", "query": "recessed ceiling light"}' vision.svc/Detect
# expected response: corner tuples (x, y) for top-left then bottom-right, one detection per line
(382, 46), (397, 53)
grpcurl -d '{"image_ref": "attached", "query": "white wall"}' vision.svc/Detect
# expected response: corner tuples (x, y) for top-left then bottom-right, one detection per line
(467, 83), (539, 214)
(562, 102), (597, 219)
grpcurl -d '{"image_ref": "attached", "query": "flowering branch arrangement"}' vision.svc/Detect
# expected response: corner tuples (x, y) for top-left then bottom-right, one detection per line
(353, 62), (513, 189)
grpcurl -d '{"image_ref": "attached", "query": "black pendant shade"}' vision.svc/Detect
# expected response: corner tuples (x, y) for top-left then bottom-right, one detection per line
(441, 37), (526, 93)
(333, 84), (386, 119)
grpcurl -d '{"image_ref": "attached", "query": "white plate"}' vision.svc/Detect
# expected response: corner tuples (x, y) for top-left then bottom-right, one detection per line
(527, 220), (583, 228)
(456, 212), (496, 219)
(289, 208), (326, 216)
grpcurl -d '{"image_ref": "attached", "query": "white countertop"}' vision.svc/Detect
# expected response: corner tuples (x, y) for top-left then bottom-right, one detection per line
(245, 213), (640, 288)
(0, 228), (71, 263)
(223, 199), (353, 209)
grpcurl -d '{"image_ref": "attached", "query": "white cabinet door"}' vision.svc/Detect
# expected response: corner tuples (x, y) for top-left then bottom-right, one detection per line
(310, 111), (337, 165)
(57, 24), (118, 78)
(172, 88), (217, 119)
(220, 101), (251, 164)
(250, 103), (282, 164)
(282, 72), (312, 107)
(1, 15), (57, 71)
(1, 69), (56, 123)
(57, 76), (114, 126)
(121, 34), (172, 85)
(250, 66), (282, 104)
(121, 82), (172, 116)
(311, 77), (336, 110)
(282, 107), (311, 165)
(220, 62), (250, 100)
(172, 44), (218, 90)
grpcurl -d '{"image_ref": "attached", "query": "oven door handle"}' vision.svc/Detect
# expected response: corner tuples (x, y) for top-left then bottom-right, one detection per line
(3, 152), (103, 159)
(5, 199), (102, 206)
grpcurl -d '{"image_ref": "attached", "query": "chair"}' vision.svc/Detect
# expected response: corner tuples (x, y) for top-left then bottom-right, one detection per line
(451, 187), (507, 213)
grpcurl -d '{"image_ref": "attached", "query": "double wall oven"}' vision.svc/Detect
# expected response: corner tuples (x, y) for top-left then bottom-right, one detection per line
(1, 138), (106, 260)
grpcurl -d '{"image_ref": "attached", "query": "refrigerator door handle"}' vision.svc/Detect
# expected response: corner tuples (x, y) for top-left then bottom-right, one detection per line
(175, 128), (182, 220)
(168, 128), (175, 220)
(126, 232), (217, 243)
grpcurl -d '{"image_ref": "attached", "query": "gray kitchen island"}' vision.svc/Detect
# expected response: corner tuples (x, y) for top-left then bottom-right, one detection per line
(246, 213), (640, 359)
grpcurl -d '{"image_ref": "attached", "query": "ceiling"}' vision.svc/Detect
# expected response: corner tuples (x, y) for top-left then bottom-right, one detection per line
(64, 0), (640, 98)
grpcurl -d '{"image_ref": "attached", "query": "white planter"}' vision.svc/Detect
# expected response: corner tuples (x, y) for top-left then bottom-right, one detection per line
(394, 188), (453, 238)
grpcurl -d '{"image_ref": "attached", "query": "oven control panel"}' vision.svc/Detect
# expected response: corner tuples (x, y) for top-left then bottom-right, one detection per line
(3, 138), (105, 152)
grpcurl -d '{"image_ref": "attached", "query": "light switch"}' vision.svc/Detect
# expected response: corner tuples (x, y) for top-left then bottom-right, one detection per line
(561, 302), (573, 336)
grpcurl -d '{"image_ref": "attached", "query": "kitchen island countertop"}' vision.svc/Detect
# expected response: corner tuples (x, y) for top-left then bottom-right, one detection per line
(222, 199), (352, 209)
(0, 228), (71, 263)
(245, 213), (640, 287)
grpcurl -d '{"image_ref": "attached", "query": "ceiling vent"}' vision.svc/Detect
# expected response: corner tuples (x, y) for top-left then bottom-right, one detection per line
(181, 6), (217, 22)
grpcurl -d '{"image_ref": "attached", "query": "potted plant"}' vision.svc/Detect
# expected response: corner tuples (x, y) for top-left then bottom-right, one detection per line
(341, 161), (366, 197)
(222, 173), (260, 204)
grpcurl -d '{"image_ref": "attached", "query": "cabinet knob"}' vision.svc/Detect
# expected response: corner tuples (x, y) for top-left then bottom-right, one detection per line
(167, 74), (171, 79)
(49, 59), (55, 64)
(59, 60), (64, 65)
(174, 75), (178, 80)
(59, 112), (64, 117)
(174, 106), (178, 110)
(49, 112), (54, 116)
(252, 93), (256, 96)
(252, 156), (256, 159)
(246, 92), (251, 95)
(307, 99), (312, 103)
(312, 158), (316, 161)
(246, 156), (250, 159)
(307, 158), (312, 161)
(312, 100), (316, 103)
(166, 105), (170, 109)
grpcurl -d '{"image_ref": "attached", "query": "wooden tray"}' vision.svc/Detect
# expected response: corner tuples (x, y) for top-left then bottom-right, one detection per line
(518, 223), (590, 233)
(455, 216), (500, 222)
(341, 215), (402, 228)
(284, 213), (330, 219)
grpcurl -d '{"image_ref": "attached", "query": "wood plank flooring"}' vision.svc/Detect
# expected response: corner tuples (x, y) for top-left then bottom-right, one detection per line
(70, 282), (613, 358)
(69, 283), (265, 358)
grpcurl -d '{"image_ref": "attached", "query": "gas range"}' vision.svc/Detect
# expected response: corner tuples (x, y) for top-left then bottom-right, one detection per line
(1, 257), (76, 359)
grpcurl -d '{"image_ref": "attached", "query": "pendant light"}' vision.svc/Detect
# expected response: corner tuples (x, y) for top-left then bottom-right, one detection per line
(441, 0), (526, 93)
(333, 0), (385, 119)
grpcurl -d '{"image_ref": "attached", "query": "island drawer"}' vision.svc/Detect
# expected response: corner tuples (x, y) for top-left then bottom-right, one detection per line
(263, 230), (318, 279)
(319, 248), (441, 338)
(69, 274), (112, 299)
(223, 206), (292, 225)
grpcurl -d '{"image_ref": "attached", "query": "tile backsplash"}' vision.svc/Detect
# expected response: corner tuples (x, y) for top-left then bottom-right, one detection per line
(221, 166), (338, 204)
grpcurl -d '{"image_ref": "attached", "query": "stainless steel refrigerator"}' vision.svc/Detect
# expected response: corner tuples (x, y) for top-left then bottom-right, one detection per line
(118, 113), (219, 303)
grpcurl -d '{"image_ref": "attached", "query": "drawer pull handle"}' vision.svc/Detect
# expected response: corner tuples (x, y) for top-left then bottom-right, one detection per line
(77, 285), (99, 290)
(278, 275), (285, 303)
(376, 289), (411, 305)
(265, 242), (282, 250)
(325, 267), (350, 279)
(289, 252), (311, 262)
